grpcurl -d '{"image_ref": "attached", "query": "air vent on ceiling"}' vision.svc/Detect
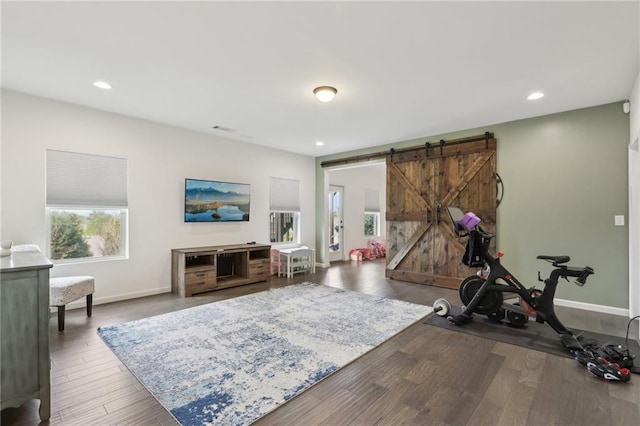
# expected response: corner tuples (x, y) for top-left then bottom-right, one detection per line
(212, 125), (236, 133)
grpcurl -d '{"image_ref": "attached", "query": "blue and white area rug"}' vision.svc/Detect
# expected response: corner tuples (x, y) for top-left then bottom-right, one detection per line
(98, 282), (431, 425)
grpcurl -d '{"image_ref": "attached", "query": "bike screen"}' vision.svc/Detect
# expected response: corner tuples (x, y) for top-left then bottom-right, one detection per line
(446, 206), (468, 236)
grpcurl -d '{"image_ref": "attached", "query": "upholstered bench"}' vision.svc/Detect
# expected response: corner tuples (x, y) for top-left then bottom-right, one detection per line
(49, 276), (95, 332)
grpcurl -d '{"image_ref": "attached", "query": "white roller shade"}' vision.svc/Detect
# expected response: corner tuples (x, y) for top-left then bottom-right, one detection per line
(47, 150), (128, 207)
(270, 177), (300, 211)
(365, 189), (380, 212)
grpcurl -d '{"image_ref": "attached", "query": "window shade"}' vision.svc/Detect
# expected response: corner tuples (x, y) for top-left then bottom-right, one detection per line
(47, 150), (128, 207)
(365, 189), (380, 212)
(269, 177), (300, 211)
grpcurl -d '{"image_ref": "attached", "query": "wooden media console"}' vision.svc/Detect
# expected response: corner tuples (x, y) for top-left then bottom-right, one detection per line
(171, 243), (271, 297)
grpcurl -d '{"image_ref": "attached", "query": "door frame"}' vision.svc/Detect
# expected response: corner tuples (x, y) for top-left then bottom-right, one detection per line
(328, 185), (344, 262)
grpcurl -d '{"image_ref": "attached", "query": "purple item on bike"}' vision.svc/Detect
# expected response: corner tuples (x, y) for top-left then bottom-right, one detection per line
(457, 212), (481, 230)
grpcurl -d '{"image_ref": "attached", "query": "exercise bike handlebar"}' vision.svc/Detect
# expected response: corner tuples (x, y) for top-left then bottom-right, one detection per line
(548, 265), (595, 287)
(575, 266), (595, 286)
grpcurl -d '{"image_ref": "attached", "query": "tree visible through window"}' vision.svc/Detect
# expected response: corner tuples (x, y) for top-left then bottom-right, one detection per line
(49, 208), (126, 261)
(50, 211), (91, 259)
(364, 212), (380, 237)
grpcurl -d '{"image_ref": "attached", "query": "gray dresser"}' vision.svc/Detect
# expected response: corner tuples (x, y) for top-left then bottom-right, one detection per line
(1, 249), (52, 421)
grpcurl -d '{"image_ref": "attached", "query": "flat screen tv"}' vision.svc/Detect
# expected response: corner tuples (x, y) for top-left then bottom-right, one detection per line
(184, 178), (250, 222)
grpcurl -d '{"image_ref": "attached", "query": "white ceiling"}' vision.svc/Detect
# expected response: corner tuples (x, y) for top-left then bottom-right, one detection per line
(2, 1), (639, 157)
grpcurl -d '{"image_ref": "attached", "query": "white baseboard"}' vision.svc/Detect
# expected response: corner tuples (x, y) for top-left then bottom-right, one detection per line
(60, 287), (170, 311)
(315, 262), (330, 268)
(555, 298), (629, 317)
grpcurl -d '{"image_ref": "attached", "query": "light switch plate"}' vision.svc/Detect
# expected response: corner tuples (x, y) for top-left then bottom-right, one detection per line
(615, 215), (625, 226)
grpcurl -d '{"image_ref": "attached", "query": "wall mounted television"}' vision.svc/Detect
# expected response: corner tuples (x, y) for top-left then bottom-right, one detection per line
(184, 178), (250, 222)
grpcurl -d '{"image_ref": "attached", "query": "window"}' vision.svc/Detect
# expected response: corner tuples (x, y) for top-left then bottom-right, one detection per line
(46, 150), (128, 263)
(269, 211), (300, 243)
(269, 177), (300, 244)
(364, 213), (380, 237)
(364, 189), (380, 237)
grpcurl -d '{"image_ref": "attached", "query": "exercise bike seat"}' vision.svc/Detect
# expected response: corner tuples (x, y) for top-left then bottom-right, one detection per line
(537, 255), (570, 265)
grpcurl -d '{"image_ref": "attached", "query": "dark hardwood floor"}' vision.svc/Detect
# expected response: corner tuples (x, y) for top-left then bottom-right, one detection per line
(2, 259), (639, 425)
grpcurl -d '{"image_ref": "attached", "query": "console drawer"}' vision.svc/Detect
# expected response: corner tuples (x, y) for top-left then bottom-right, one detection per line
(249, 262), (269, 277)
(185, 269), (217, 287)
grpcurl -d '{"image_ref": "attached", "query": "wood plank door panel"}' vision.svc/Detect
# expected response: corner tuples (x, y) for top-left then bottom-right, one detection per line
(386, 136), (497, 289)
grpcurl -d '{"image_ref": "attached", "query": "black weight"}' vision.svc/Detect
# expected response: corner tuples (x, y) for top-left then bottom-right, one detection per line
(459, 276), (503, 315)
(506, 304), (529, 328)
(487, 308), (505, 323)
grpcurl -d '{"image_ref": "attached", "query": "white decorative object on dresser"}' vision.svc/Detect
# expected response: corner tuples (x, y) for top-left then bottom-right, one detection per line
(0, 239), (13, 257)
(0, 248), (53, 421)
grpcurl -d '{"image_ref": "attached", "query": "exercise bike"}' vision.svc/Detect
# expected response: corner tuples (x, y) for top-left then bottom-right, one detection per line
(444, 206), (594, 353)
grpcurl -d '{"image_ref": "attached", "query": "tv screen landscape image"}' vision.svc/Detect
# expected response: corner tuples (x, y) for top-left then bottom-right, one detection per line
(185, 178), (250, 222)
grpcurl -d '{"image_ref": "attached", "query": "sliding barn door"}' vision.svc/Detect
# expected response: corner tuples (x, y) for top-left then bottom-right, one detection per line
(385, 135), (497, 289)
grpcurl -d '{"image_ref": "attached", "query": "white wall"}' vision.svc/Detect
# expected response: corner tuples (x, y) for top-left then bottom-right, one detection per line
(1, 90), (316, 305)
(327, 162), (386, 260)
(629, 71), (640, 319)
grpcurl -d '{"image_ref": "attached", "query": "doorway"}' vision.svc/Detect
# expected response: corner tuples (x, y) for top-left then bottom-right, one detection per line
(328, 185), (344, 262)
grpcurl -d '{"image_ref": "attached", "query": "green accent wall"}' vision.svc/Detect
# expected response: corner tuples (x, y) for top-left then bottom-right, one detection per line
(316, 102), (629, 308)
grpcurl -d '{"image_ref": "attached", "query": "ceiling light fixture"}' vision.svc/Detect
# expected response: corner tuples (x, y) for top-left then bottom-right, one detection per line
(527, 91), (544, 100)
(315, 141), (325, 146)
(313, 86), (337, 102)
(93, 80), (112, 90)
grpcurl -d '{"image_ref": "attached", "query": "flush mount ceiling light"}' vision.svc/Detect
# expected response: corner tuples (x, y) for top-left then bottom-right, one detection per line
(93, 80), (112, 90)
(315, 141), (325, 146)
(313, 86), (337, 102)
(527, 91), (544, 100)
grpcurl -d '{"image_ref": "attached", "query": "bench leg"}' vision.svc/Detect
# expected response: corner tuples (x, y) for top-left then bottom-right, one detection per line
(86, 294), (93, 317)
(57, 306), (65, 332)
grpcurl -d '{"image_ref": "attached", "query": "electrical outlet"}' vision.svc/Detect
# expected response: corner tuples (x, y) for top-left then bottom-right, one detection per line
(615, 215), (625, 226)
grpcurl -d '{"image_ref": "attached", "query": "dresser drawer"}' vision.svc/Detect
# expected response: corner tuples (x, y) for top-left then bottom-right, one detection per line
(187, 282), (218, 296)
(249, 262), (269, 277)
(185, 269), (217, 286)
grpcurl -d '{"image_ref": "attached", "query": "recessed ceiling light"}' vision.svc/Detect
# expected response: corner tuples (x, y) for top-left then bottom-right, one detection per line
(527, 91), (544, 100)
(313, 86), (337, 102)
(93, 81), (112, 90)
(315, 141), (325, 146)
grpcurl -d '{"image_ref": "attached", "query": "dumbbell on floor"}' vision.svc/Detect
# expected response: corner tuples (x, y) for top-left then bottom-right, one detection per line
(433, 298), (451, 317)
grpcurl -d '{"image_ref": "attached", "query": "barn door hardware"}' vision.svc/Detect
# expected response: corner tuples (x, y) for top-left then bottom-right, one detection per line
(322, 132), (496, 168)
(496, 172), (504, 207)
